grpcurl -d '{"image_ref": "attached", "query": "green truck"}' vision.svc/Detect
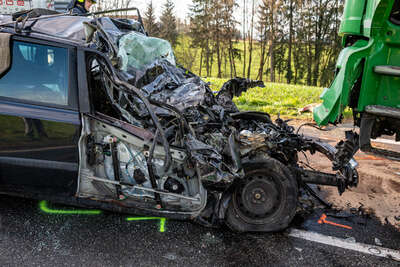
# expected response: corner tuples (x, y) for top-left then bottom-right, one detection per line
(314, 0), (400, 160)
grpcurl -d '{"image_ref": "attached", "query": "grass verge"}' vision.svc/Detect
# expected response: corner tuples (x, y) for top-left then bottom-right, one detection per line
(205, 77), (326, 120)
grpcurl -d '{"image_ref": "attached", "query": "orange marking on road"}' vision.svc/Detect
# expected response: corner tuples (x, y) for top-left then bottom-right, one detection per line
(318, 214), (353, 230)
(354, 155), (383, 161)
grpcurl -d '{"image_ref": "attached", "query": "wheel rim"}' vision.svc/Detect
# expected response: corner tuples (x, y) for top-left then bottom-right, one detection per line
(233, 173), (284, 224)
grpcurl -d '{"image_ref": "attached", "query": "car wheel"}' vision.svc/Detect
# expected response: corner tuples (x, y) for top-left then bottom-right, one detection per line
(225, 158), (298, 232)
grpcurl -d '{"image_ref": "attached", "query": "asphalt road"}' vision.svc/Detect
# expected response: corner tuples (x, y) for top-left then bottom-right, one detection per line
(0, 126), (399, 266)
(0, 194), (399, 267)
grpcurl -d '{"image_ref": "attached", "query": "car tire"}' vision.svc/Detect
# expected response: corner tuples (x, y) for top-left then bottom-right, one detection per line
(225, 157), (298, 232)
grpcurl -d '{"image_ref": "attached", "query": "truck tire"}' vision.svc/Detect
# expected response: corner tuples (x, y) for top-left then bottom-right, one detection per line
(225, 157), (298, 232)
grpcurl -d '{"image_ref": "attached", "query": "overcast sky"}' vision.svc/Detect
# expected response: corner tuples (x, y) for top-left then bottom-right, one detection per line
(132, 0), (245, 21)
(130, 0), (251, 29)
(131, 0), (192, 20)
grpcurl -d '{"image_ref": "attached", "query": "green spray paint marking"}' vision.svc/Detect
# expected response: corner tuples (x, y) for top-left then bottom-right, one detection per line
(39, 200), (102, 215)
(126, 217), (167, 233)
(39, 200), (167, 232)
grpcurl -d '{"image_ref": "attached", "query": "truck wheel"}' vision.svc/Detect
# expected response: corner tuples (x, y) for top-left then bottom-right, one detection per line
(225, 158), (298, 232)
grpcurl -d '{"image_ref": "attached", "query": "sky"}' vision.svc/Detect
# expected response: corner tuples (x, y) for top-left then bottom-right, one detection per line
(131, 0), (247, 21)
(130, 0), (254, 30)
(131, 0), (192, 20)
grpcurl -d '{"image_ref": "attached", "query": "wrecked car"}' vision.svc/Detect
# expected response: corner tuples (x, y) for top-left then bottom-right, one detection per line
(0, 8), (359, 232)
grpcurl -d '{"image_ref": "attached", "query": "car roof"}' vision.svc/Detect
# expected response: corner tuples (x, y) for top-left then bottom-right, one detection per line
(0, 14), (91, 46)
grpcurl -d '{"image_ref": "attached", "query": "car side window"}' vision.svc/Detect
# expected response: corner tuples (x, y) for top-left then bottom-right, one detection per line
(0, 41), (69, 106)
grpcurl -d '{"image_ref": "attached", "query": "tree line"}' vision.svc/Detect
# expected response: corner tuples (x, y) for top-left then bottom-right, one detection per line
(142, 0), (344, 87)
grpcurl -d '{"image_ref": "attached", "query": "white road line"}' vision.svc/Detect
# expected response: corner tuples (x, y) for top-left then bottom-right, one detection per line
(372, 138), (400, 146)
(288, 229), (400, 262)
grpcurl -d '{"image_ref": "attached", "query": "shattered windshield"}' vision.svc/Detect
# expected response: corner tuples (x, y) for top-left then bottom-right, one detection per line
(118, 32), (176, 71)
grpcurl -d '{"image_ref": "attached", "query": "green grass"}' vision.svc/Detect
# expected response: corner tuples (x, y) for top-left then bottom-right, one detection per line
(204, 77), (355, 120)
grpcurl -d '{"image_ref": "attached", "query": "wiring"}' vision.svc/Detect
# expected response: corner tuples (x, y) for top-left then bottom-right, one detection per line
(296, 123), (334, 135)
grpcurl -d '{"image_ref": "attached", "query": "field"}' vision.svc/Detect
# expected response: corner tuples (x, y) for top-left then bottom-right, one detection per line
(205, 77), (324, 120)
(175, 36), (268, 82)
(174, 35), (334, 86)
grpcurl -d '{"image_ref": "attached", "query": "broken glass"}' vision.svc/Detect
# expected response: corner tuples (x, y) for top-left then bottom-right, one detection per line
(118, 32), (176, 72)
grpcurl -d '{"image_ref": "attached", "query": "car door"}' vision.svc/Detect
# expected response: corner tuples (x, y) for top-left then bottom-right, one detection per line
(0, 36), (80, 197)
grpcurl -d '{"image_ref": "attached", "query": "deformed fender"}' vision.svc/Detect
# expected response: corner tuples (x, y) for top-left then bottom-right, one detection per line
(313, 39), (372, 126)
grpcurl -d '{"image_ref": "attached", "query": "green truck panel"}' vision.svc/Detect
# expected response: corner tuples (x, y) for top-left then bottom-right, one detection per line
(339, 0), (367, 36)
(314, 0), (400, 125)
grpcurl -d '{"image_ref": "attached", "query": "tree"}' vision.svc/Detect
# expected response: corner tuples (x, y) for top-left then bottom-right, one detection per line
(159, 0), (179, 47)
(217, 0), (239, 78)
(143, 1), (159, 37)
(300, 0), (341, 86)
(94, 0), (131, 15)
(246, 0), (255, 79)
(189, 0), (213, 76)
(284, 0), (294, 83)
(242, 0), (247, 77)
(258, 0), (282, 83)
(292, 0), (307, 84)
(222, 0), (239, 78)
(210, 1), (224, 78)
(319, 0), (343, 86)
(185, 0), (344, 85)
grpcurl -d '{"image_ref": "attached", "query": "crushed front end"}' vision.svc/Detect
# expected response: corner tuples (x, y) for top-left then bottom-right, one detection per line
(74, 17), (358, 232)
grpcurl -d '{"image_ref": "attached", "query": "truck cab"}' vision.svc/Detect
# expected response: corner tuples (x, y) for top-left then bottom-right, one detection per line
(314, 0), (400, 160)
